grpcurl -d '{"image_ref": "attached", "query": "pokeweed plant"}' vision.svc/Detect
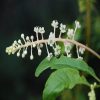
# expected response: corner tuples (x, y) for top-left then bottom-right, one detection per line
(6, 20), (100, 100)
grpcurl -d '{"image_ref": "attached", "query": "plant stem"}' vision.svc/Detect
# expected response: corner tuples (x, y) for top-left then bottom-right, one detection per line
(17, 38), (100, 59)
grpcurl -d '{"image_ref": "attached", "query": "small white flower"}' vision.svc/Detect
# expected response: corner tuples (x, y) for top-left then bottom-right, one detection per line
(75, 20), (81, 28)
(34, 27), (39, 33)
(26, 36), (30, 41)
(6, 46), (16, 55)
(21, 33), (24, 38)
(21, 33), (26, 43)
(30, 45), (34, 60)
(17, 52), (20, 57)
(48, 32), (55, 46)
(23, 49), (27, 55)
(22, 53), (25, 58)
(47, 53), (53, 61)
(6, 47), (10, 54)
(79, 47), (85, 54)
(14, 40), (17, 44)
(51, 20), (58, 28)
(67, 29), (74, 39)
(30, 35), (34, 40)
(38, 48), (42, 56)
(39, 27), (45, 34)
(60, 23), (66, 33)
(64, 41), (72, 53)
(18, 39), (22, 44)
(49, 32), (55, 39)
(54, 45), (61, 56)
(30, 55), (34, 60)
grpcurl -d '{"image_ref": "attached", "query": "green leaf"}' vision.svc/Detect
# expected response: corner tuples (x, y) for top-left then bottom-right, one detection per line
(43, 68), (89, 100)
(35, 55), (100, 82)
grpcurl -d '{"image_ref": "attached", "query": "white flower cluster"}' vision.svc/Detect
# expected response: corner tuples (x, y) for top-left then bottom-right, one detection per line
(34, 27), (45, 34)
(54, 45), (61, 56)
(6, 34), (36, 60)
(67, 29), (74, 39)
(51, 20), (59, 28)
(60, 23), (66, 33)
(76, 46), (85, 60)
(48, 32), (55, 47)
(88, 83), (96, 100)
(75, 20), (81, 29)
(6, 20), (84, 60)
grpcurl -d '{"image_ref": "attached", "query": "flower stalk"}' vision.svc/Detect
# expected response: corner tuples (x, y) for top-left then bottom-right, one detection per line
(6, 38), (100, 59)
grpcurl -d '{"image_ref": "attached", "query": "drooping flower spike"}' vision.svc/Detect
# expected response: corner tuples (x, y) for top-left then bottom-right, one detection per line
(6, 20), (100, 60)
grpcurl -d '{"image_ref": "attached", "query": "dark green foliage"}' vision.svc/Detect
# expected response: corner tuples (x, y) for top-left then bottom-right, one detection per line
(35, 55), (100, 100)
(43, 68), (89, 100)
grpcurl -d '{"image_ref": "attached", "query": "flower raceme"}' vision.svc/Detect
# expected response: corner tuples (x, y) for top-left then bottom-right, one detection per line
(6, 20), (86, 60)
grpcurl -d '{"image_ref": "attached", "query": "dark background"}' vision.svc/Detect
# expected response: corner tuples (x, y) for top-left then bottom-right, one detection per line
(0, 0), (100, 100)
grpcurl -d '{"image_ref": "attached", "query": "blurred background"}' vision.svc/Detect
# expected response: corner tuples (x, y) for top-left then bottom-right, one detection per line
(0, 0), (100, 100)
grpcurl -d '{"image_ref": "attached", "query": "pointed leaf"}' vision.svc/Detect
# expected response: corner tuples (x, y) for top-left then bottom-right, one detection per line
(35, 55), (100, 82)
(43, 68), (89, 100)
